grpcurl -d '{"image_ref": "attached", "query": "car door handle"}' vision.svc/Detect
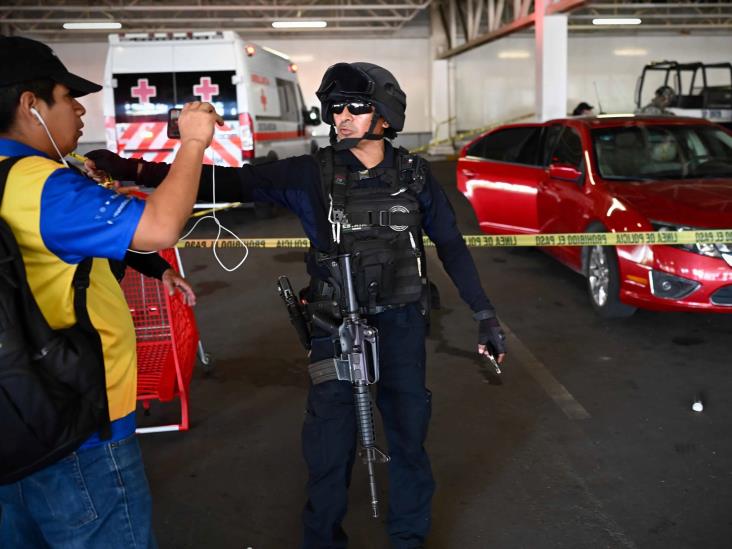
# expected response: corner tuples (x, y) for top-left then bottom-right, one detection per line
(461, 169), (477, 178)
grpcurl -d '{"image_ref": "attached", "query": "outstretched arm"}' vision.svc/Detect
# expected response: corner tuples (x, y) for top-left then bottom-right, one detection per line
(87, 150), (333, 247)
(86, 150), (323, 208)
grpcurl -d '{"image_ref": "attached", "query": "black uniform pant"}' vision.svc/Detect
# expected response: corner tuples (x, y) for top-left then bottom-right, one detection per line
(301, 303), (435, 549)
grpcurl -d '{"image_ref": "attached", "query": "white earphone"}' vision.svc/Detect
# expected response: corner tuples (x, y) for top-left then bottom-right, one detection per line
(30, 106), (69, 167)
(30, 106), (43, 122)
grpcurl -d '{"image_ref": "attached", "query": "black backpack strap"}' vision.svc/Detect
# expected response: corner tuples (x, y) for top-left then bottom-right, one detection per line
(72, 259), (110, 440)
(72, 258), (95, 331)
(0, 157), (23, 204)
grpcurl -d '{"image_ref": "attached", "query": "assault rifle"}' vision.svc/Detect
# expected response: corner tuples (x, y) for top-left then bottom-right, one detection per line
(308, 254), (390, 519)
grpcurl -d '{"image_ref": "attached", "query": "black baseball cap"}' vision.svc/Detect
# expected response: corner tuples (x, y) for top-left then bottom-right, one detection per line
(0, 35), (102, 97)
(572, 102), (594, 116)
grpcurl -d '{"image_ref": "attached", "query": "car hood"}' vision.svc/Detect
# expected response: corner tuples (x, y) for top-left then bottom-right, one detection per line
(604, 178), (732, 227)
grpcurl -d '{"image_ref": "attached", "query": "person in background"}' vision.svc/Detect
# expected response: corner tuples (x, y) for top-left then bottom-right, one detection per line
(637, 85), (677, 115)
(572, 102), (595, 116)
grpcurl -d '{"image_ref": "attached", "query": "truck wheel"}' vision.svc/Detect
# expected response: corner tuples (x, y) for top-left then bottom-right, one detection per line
(583, 226), (636, 318)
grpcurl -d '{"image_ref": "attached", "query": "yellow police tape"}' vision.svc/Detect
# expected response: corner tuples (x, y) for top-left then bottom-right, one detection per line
(177, 229), (732, 249)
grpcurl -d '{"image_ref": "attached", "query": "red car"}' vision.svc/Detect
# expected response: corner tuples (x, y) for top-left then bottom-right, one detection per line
(457, 116), (732, 317)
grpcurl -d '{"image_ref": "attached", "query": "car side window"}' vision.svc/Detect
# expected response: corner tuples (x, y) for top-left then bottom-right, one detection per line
(549, 126), (584, 169)
(467, 127), (542, 166)
(541, 125), (564, 166)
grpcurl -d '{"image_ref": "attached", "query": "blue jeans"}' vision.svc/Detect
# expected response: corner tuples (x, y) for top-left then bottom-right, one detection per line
(0, 434), (156, 549)
(302, 303), (435, 549)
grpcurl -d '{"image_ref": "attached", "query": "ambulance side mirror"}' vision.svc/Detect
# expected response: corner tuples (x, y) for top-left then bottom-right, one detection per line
(304, 106), (321, 126)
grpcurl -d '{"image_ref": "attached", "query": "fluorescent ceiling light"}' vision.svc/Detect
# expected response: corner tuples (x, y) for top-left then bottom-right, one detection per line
(272, 20), (327, 29)
(613, 48), (648, 57)
(63, 21), (122, 30)
(498, 50), (530, 59)
(592, 18), (642, 25)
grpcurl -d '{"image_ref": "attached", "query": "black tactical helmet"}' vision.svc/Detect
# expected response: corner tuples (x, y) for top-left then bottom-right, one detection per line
(316, 62), (407, 135)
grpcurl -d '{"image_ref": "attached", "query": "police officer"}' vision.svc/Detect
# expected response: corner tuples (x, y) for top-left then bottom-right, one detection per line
(88, 62), (507, 549)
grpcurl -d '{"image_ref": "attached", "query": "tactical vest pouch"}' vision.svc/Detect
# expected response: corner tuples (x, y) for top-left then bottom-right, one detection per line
(350, 237), (397, 308)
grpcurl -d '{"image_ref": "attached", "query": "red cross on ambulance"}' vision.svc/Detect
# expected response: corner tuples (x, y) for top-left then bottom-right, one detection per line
(131, 78), (157, 104)
(193, 77), (220, 102)
(260, 88), (267, 111)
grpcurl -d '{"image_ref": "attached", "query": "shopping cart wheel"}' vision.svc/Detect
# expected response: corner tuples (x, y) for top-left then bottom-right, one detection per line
(198, 352), (215, 375)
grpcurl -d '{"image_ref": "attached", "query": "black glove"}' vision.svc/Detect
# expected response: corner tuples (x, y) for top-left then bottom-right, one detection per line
(476, 312), (507, 358)
(86, 150), (170, 187)
(86, 149), (140, 182)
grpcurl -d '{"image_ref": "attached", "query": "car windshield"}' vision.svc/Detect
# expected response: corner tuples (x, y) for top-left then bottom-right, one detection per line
(591, 124), (732, 180)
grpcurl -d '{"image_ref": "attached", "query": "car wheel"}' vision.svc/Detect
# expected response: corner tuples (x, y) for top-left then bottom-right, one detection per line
(584, 230), (637, 318)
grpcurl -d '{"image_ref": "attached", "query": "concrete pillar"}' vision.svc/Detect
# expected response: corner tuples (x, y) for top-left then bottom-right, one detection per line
(535, 7), (568, 121)
(431, 59), (451, 141)
(429, 2), (457, 154)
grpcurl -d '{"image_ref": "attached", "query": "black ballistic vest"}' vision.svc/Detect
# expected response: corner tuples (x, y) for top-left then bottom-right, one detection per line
(313, 146), (428, 311)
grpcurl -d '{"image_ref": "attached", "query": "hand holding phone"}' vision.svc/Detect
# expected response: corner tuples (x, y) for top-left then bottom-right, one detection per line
(167, 103), (224, 147)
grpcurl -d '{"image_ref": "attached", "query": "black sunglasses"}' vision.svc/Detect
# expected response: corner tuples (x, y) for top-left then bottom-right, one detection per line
(330, 101), (374, 116)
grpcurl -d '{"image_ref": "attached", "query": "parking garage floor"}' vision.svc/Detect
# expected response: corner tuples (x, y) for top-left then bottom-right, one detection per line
(135, 161), (732, 549)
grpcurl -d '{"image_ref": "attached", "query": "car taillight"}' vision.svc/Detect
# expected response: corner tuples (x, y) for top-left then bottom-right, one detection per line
(239, 112), (254, 160)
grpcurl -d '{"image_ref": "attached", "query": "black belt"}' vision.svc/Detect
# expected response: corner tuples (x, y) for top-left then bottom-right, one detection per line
(360, 303), (407, 315)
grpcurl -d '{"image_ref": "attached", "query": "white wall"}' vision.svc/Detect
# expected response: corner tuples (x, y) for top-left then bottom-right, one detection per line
(48, 42), (108, 144)
(454, 36), (536, 131)
(49, 36), (432, 143)
(453, 33), (732, 131)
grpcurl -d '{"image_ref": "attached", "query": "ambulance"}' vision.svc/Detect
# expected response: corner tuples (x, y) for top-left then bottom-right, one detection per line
(103, 31), (321, 166)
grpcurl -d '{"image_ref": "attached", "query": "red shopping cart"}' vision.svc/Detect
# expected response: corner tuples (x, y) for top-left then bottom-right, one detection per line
(120, 247), (202, 433)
